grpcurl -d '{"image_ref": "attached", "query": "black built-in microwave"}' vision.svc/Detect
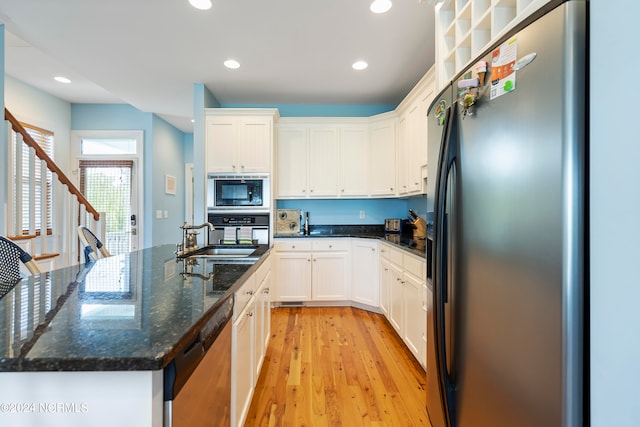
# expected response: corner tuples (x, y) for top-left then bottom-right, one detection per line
(207, 174), (270, 212)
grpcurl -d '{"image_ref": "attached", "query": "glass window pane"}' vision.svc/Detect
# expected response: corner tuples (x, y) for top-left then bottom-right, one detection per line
(81, 138), (137, 155)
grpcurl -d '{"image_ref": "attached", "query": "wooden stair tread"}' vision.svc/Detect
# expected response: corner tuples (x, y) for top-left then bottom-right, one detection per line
(6, 234), (37, 241)
(33, 253), (60, 261)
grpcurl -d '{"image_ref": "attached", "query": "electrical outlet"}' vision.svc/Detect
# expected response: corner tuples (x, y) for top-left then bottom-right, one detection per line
(164, 210), (169, 218)
(156, 210), (163, 219)
(359, 210), (365, 219)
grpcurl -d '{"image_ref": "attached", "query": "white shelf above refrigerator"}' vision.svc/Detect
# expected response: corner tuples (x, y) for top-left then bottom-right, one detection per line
(434, 0), (551, 90)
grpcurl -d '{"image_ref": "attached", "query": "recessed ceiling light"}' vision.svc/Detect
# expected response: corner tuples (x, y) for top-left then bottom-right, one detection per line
(352, 61), (368, 71)
(224, 59), (240, 69)
(189, 0), (212, 10)
(54, 76), (71, 84)
(370, 0), (392, 14)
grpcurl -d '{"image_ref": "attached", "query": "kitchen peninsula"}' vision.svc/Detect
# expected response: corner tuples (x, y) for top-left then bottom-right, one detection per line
(0, 244), (269, 427)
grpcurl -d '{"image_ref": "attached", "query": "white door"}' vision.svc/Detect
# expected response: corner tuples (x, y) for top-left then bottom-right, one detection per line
(71, 130), (144, 253)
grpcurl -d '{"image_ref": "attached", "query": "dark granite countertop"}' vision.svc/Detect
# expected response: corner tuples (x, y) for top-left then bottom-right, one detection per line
(0, 244), (269, 372)
(275, 224), (427, 259)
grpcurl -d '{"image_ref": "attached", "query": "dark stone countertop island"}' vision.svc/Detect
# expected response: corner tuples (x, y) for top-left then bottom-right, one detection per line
(0, 244), (269, 373)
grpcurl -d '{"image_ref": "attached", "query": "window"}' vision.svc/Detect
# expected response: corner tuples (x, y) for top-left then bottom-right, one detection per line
(11, 123), (54, 235)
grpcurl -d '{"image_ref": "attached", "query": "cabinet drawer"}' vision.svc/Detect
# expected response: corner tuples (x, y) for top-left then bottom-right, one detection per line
(274, 240), (312, 252)
(404, 254), (425, 280)
(379, 242), (392, 260)
(312, 239), (349, 251)
(388, 246), (404, 266)
(234, 274), (256, 318)
(254, 254), (271, 284)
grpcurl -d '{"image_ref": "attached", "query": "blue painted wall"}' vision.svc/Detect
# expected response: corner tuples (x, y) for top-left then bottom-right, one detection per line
(71, 104), (186, 247)
(222, 104), (395, 117)
(277, 195), (427, 226)
(152, 115), (186, 245)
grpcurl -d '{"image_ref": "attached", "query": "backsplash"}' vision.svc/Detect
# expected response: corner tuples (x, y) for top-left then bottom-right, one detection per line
(277, 195), (428, 225)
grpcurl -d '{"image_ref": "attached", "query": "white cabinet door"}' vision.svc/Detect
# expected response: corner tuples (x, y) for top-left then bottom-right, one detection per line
(206, 112), (275, 174)
(206, 116), (237, 173)
(274, 252), (312, 301)
(402, 272), (423, 359)
(379, 257), (391, 316)
(370, 117), (396, 196)
(311, 251), (349, 300)
(254, 277), (265, 380)
(396, 113), (409, 195)
(339, 127), (369, 197)
(232, 300), (254, 427)
(351, 239), (379, 307)
(254, 267), (272, 380)
(237, 117), (271, 173)
(421, 283), (427, 369)
(261, 271), (272, 352)
(308, 127), (339, 197)
(406, 102), (423, 194)
(276, 126), (308, 198)
(389, 263), (404, 334)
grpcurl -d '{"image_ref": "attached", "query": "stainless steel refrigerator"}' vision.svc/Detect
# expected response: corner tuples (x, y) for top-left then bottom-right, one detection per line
(425, 1), (587, 426)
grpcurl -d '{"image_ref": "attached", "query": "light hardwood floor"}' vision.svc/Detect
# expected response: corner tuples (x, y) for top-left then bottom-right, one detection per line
(245, 306), (430, 426)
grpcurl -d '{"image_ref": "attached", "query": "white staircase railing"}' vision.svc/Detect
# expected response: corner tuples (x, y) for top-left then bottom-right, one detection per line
(4, 108), (105, 272)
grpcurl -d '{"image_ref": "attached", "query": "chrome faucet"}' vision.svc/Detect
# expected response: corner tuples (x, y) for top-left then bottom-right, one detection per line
(178, 222), (215, 254)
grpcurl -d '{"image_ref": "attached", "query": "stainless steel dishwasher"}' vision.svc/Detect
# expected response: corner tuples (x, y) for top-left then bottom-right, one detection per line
(163, 297), (233, 427)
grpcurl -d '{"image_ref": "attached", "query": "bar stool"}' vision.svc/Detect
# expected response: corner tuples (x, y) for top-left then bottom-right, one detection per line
(78, 226), (111, 264)
(0, 235), (41, 284)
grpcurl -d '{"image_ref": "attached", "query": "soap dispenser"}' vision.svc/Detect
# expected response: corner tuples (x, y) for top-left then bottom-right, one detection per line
(303, 212), (310, 235)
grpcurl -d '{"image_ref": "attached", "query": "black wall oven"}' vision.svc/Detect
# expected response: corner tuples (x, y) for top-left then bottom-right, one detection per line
(207, 174), (270, 213)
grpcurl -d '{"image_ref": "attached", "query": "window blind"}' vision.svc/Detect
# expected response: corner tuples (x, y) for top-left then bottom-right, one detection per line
(12, 123), (54, 235)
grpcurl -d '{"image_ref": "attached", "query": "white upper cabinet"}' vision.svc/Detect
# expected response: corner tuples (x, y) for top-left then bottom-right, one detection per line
(395, 67), (436, 196)
(308, 126), (339, 197)
(205, 109), (279, 174)
(276, 118), (370, 199)
(276, 126), (308, 197)
(339, 126), (369, 197)
(369, 113), (397, 196)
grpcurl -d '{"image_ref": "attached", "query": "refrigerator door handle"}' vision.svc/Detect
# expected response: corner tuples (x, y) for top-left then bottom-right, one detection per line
(433, 102), (459, 427)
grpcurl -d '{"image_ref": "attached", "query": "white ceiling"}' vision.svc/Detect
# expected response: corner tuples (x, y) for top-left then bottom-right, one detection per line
(0, 0), (435, 132)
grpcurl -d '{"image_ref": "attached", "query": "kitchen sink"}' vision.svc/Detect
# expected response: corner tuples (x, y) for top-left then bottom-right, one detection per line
(203, 247), (256, 256)
(188, 245), (258, 258)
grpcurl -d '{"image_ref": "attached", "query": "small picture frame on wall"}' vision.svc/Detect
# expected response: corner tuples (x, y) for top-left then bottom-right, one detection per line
(165, 175), (176, 195)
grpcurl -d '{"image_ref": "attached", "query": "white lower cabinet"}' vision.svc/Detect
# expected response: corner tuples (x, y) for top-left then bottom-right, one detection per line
(379, 257), (391, 316)
(312, 251), (349, 300)
(351, 239), (379, 307)
(389, 263), (404, 333)
(379, 242), (427, 367)
(232, 255), (271, 427)
(402, 271), (423, 358)
(254, 261), (272, 380)
(232, 293), (254, 427)
(274, 251), (312, 301)
(273, 239), (349, 302)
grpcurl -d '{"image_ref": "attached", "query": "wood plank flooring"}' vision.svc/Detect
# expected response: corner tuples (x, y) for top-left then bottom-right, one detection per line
(245, 306), (430, 426)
